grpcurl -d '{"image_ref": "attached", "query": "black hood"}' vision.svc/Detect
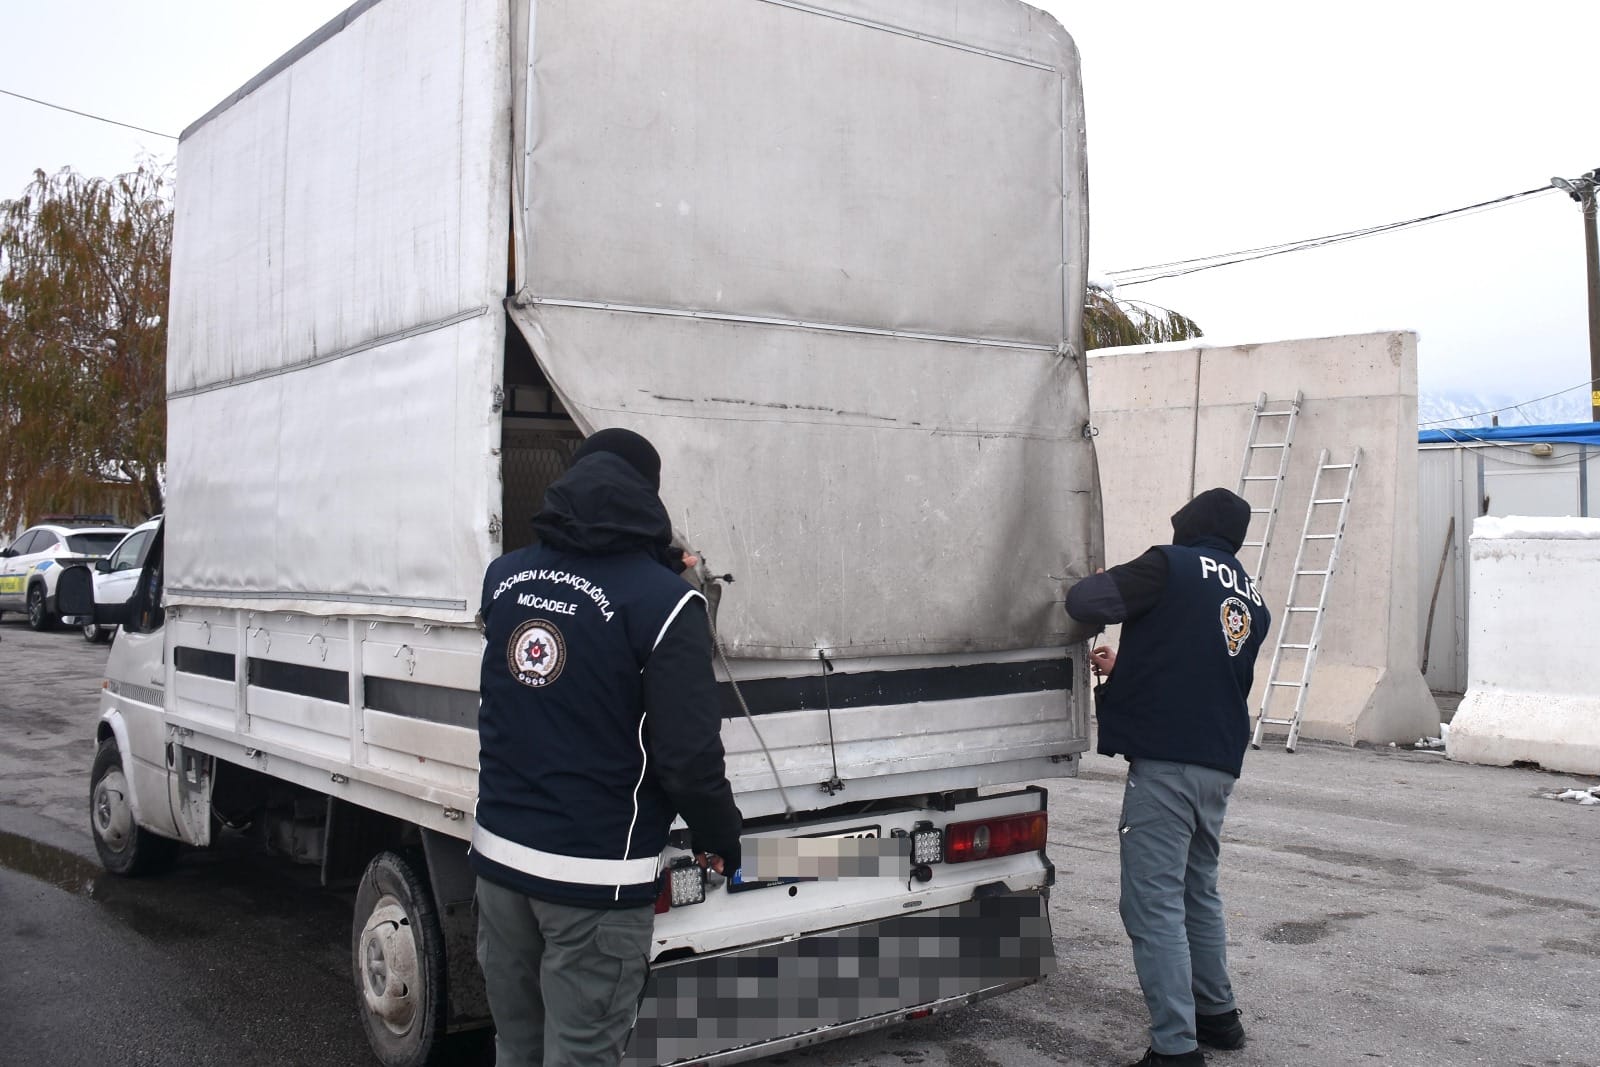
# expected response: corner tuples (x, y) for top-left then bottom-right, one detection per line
(1170, 487), (1251, 554)
(532, 452), (674, 558)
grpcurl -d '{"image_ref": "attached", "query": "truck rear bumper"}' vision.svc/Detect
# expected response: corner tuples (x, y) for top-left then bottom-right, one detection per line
(625, 890), (1053, 1067)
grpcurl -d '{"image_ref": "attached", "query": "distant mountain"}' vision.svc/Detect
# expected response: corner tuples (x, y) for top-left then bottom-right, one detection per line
(1418, 389), (1589, 430)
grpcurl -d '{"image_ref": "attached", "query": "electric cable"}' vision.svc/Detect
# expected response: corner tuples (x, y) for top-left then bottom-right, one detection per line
(0, 88), (177, 140)
(1107, 187), (1556, 287)
(1418, 375), (1599, 427)
(1422, 426), (1597, 467)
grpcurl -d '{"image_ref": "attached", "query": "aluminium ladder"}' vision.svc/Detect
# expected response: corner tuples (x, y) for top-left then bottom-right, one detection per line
(1234, 392), (1302, 581)
(1252, 447), (1362, 752)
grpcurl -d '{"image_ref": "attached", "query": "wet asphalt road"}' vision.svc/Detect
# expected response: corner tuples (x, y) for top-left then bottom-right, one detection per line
(3, 616), (1600, 1066)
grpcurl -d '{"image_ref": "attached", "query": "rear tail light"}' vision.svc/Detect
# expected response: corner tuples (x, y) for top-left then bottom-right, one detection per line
(943, 811), (1047, 864)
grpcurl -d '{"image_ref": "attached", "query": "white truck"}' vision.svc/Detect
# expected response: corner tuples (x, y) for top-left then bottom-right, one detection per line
(66, 1), (1101, 1064)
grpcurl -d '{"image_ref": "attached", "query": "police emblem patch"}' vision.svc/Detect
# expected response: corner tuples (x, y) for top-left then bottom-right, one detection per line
(1220, 596), (1251, 657)
(507, 619), (567, 688)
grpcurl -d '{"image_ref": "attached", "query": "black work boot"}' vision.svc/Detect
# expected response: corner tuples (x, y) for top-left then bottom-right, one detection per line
(1125, 1049), (1205, 1066)
(1196, 1008), (1246, 1050)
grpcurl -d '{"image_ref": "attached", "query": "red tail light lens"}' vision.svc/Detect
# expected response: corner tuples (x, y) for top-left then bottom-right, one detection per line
(943, 811), (1047, 863)
(654, 877), (672, 914)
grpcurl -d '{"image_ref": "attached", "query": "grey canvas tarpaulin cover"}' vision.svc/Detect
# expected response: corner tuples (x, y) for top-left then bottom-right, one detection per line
(509, 0), (1098, 658)
(159, 0), (1098, 654)
(164, 0), (510, 620)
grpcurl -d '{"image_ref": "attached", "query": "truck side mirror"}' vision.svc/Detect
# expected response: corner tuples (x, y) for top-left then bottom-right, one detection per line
(55, 564), (134, 629)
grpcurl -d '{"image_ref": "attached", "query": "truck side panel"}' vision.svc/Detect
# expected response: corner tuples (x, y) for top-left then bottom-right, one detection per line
(164, 0), (511, 624)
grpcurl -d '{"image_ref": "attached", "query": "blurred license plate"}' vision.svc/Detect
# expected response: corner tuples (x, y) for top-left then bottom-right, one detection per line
(729, 825), (882, 892)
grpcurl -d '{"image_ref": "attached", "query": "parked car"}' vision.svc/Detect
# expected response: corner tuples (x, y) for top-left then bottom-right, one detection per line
(0, 518), (131, 631)
(82, 517), (160, 642)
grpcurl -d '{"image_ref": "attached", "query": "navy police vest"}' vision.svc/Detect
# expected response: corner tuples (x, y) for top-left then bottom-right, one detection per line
(472, 543), (702, 908)
(1096, 544), (1271, 778)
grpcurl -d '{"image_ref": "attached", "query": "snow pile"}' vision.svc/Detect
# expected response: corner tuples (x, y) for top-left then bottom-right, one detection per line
(1543, 787), (1600, 806)
(1412, 724), (1449, 750)
(1471, 516), (1600, 541)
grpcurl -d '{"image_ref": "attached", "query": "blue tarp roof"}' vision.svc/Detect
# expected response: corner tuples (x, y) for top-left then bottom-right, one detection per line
(1419, 421), (1600, 446)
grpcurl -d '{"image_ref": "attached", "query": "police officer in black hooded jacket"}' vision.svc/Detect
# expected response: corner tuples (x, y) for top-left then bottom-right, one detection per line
(1066, 487), (1270, 1067)
(473, 427), (743, 1067)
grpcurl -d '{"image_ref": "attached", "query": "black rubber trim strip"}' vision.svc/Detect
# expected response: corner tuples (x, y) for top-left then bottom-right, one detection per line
(358, 659), (1071, 728)
(248, 657), (349, 704)
(718, 658), (1071, 719)
(174, 646), (235, 682)
(364, 676), (478, 730)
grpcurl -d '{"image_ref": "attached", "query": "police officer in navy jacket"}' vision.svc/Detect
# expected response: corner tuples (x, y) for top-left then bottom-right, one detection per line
(474, 428), (743, 1067)
(1066, 488), (1270, 1067)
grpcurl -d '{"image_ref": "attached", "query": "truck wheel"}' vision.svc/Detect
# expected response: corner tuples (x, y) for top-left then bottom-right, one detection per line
(84, 621), (112, 643)
(353, 850), (451, 1067)
(90, 739), (180, 876)
(27, 584), (57, 631)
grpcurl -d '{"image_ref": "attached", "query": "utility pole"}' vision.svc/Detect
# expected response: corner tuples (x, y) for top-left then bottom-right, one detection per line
(1551, 168), (1600, 421)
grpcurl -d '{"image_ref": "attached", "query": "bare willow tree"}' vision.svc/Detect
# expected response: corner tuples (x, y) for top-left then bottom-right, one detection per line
(1083, 286), (1203, 351)
(0, 165), (170, 527)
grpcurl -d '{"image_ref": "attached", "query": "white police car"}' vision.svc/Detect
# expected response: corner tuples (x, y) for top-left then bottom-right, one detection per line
(0, 517), (131, 631)
(81, 517), (161, 642)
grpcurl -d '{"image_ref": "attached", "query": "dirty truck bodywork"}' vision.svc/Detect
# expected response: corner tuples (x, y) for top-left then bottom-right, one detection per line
(89, 1), (1101, 1065)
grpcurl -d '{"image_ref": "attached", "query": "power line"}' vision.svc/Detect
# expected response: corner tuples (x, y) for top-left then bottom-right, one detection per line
(1419, 422), (1597, 467)
(0, 88), (176, 140)
(1417, 375), (1599, 427)
(1107, 187), (1557, 287)
(1110, 189), (1547, 276)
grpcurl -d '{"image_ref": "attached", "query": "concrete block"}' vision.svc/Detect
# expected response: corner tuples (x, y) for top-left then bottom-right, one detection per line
(1087, 332), (1438, 746)
(1447, 517), (1600, 775)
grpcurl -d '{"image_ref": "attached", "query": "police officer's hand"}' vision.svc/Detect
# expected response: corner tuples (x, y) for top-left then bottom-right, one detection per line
(1090, 645), (1116, 677)
(696, 851), (725, 875)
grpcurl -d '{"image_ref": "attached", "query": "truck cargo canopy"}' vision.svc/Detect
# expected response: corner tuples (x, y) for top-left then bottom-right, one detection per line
(164, 0), (510, 620)
(509, 0), (1096, 657)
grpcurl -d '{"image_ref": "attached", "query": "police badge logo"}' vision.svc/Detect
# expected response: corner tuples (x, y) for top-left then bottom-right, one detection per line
(1220, 596), (1251, 657)
(507, 619), (567, 687)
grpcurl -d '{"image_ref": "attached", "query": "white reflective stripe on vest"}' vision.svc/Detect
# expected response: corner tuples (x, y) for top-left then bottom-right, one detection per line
(473, 821), (661, 886)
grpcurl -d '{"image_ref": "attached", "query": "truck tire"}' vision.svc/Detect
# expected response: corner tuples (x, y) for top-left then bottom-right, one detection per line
(84, 620), (113, 643)
(353, 850), (451, 1067)
(27, 584), (57, 631)
(90, 739), (181, 876)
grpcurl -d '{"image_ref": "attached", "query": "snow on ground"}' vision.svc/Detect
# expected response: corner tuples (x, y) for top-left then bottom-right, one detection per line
(1543, 787), (1600, 806)
(1407, 724), (1449, 751)
(1471, 515), (1600, 540)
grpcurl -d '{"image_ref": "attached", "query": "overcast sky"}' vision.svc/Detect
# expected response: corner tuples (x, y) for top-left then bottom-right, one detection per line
(3, 0), (1596, 409)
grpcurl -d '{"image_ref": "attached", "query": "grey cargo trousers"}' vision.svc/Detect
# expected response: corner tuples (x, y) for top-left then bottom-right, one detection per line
(1118, 758), (1239, 1056)
(476, 876), (654, 1067)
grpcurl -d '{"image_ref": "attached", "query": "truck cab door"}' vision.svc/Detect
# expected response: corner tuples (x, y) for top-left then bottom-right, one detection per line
(120, 522), (211, 847)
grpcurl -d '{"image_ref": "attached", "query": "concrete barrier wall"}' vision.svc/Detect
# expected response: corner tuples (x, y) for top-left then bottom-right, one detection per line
(1447, 517), (1600, 775)
(1086, 331), (1437, 745)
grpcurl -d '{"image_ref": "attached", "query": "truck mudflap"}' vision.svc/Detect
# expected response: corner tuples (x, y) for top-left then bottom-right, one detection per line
(625, 890), (1054, 1067)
